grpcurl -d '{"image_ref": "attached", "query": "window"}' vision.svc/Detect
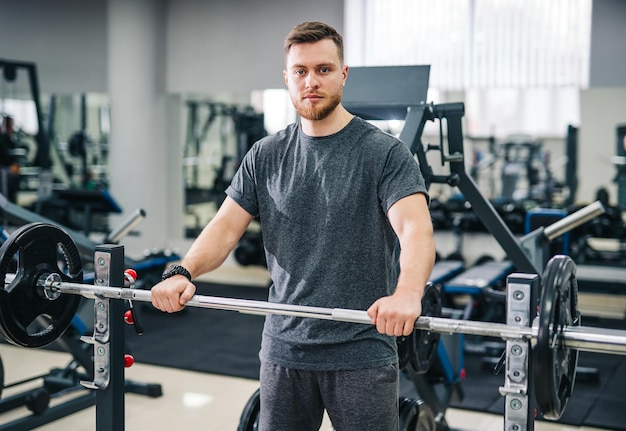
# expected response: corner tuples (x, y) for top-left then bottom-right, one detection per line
(344, 0), (592, 136)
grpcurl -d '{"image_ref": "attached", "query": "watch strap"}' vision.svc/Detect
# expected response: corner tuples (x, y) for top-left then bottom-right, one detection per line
(162, 264), (192, 282)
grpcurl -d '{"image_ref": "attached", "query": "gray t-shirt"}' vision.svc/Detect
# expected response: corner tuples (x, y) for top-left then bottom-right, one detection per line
(226, 116), (428, 370)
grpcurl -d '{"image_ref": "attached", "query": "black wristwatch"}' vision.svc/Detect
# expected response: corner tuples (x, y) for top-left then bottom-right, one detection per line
(161, 264), (192, 282)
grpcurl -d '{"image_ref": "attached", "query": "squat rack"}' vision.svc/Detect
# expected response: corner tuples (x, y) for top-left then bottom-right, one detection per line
(1, 221), (626, 430)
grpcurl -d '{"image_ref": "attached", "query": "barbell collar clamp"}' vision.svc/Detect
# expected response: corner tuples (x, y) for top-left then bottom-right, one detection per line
(40, 273), (62, 300)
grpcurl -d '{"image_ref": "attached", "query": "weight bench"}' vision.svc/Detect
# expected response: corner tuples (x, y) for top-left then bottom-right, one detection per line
(576, 264), (626, 295)
(442, 260), (515, 352)
(31, 188), (123, 236)
(428, 259), (465, 285)
(443, 260), (514, 296)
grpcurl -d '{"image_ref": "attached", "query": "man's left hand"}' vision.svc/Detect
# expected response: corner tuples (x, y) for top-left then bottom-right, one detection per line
(366, 288), (423, 336)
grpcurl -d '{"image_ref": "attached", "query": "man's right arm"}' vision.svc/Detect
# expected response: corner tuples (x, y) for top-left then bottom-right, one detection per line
(151, 196), (255, 312)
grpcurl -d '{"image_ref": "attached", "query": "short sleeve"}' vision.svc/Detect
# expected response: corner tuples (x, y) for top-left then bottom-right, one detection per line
(225, 145), (260, 217)
(378, 142), (428, 213)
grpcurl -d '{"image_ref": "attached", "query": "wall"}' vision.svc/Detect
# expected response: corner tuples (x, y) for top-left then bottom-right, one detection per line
(577, 0), (626, 204)
(0, 0), (344, 95)
(589, 0), (626, 87)
(579, 87), (626, 204)
(0, 0), (108, 93)
(166, 0), (344, 93)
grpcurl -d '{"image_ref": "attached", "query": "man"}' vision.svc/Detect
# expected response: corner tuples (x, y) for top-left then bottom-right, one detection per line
(152, 21), (435, 430)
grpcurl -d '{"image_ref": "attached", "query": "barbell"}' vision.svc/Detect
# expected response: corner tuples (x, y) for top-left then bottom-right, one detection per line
(1, 222), (626, 422)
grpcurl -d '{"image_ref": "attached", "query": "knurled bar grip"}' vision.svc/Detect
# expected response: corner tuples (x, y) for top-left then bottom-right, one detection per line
(51, 281), (626, 356)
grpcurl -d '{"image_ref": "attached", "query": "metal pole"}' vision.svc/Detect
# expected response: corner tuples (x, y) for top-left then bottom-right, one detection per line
(104, 208), (146, 243)
(50, 281), (626, 356)
(93, 245), (126, 431)
(543, 200), (605, 241)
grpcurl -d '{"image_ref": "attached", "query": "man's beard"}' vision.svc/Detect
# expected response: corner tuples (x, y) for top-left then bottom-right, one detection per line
(293, 89), (342, 121)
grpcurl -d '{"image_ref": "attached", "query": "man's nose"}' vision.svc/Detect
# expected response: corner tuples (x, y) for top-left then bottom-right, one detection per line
(305, 74), (319, 89)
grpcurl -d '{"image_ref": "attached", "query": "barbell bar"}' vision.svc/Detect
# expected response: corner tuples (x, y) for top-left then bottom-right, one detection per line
(3, 222), (626, 359)
(40, 276), (626, 356)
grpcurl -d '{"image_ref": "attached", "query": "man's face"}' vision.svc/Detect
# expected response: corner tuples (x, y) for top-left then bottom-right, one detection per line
(284, 39), (348, 121)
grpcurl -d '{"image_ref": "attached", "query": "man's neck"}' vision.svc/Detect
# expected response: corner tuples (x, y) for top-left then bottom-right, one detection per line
(300, 105), (354, 137)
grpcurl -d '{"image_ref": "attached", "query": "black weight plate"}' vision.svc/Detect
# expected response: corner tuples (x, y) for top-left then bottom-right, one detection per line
(398, 284), (440, 371)
(399, 397), (436, 431)
(475, 254), (494, 265)
(397, 332), (412, 370)
(238, 388), (260, 431)
(398, 397), (417, 431)
(409, 283), (442, 374)
(0, 353), (3, 400)
(533, 254), (580, 420)
(413, 399), (436, 431)
(0, 223), (83, 348)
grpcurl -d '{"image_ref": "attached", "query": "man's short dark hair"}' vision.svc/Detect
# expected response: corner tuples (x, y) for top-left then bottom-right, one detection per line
(284, 21), (344, 63)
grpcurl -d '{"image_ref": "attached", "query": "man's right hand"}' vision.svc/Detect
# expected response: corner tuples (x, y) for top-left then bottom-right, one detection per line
(151, 276), (196, 313)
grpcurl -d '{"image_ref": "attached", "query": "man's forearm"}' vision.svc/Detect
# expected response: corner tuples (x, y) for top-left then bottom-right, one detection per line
(180, 197), (254, 278)
(395, 228), (436, 296)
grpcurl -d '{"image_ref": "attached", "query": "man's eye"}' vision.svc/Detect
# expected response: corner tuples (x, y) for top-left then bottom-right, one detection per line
(295, 70), (305, 76)
(320, 67), (329, 73)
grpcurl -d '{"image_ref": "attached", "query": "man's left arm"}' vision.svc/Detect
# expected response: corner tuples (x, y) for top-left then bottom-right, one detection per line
(367, 192), (436, 336)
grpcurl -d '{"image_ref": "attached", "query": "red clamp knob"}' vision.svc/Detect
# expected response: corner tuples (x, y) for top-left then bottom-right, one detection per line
(124, 269), (138, 282)
(124, 354), (135, 368)
(123, 310), (134, 325)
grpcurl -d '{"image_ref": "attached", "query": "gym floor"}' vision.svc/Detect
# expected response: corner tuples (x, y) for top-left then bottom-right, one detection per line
(0, 343), (610, 431)
(0, 261), (622, 430)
